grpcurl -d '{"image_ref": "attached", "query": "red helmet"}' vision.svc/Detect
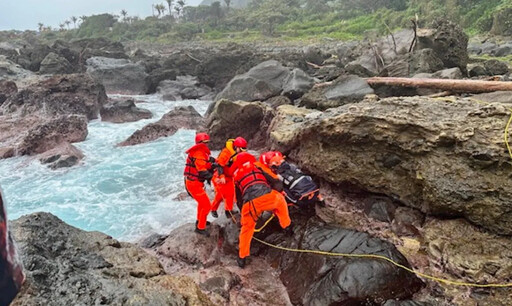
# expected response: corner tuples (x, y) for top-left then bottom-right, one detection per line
(195, 133), (210, 144)
(269, 155), (285, 168)
(233, 137), (247, 149)
(234, 152), (256, 168)
(259, 151), (283, 166)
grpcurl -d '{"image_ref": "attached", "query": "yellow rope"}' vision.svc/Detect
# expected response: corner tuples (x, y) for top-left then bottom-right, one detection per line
(252, 237), (512, 288)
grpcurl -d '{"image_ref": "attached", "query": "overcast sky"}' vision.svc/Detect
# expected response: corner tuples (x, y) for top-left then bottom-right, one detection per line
(0, 0), (204, 31)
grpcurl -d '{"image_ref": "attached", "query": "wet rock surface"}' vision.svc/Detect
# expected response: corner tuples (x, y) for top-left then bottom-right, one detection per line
(119, 106), (204, 146)
(158, 75), (214, 101)
(100, 98), (152, 123)
(38, 142), (85, 169)
(39, 52), (73, 75)
(206, 99), (275, 149)
(0, 74), (107, 120)
(11, 213), (211, 306)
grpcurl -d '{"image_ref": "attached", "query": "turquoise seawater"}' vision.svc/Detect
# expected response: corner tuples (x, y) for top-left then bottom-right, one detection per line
(0, 95), (213, 242)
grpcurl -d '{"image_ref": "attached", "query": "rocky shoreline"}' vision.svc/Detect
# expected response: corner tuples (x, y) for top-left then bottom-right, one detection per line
(2, 18), (512, 305)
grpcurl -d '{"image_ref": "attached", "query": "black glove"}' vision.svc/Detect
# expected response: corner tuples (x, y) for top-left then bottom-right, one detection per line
(209, 156), (216, 163)
(198, 170), (213, 181)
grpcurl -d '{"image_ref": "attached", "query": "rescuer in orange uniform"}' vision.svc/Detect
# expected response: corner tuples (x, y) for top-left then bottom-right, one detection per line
(211, 137), (248, 218)
(184, 133), (215, 237)
(232, 152), (291, 268)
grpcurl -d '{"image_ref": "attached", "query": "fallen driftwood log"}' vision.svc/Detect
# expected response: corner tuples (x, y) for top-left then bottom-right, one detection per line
(367, 77), (512, 93)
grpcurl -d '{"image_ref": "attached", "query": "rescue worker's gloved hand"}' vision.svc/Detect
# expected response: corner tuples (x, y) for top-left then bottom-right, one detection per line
(216, 176), (226, 185)
(198, 170), (213, 181)
(209, 156), (216, 164)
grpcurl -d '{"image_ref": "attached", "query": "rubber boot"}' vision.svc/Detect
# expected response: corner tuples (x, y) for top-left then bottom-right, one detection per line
(237, 256), (246, 268)
(195, 220), (211, 227)
(211, 210), (219, 218)
(225, 210), (232, 219)
(194, 228), (210, 237)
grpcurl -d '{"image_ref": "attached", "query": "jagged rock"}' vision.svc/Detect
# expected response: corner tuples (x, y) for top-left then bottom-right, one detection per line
(303, 46), (329, 65)
(493, 43), (512, 57)
(86, 57), (148, 94)
(383, 301), (433, 306)
(1, 74), (107, 120)
(383, 49), (445, 77)
(0, 80), (17, 105)
(100, 98), (152, 123)
(11, 212), (210, 305)
(314, 64), (345, 81)
(145, 68), (177, 94)
(264, 95), (292, 109)
(281, 68), (315, 100)
(424, 218), (512, 284)
(469, 64), (488, 77)
(206, 99), (274, 150)
(364, 196), (397, 222)
(39, 142), (84, 169)
(158, 76), (213, 101)
(299, 75), (374, 110)
(417, 19), (469, 72)
(344, 63), (375, 77)
(483, 59), (510, 76)
(69, 37), (128, 60)
(15, 43), (52, 72)
(284, 96), (512, 234)
(391, 207), (425, 237)
(39, 52), (73, 75)
(216, 60), (292, 102)
(0, 55), (34, 81)
(119, 106), (204, 146)
(17, 115), (88, 156)
(264, 218), (423, 305)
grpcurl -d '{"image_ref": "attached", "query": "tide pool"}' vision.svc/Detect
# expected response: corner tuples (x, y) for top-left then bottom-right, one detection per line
(0, 95), (213, 242)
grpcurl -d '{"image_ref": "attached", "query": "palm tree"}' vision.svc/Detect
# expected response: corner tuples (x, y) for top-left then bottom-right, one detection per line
(59, 23), (65, 31)
(161, 4), (167, 15)
(120, 10), (128, 21)
(155, 4), (162, 17)
(37, 22), (44, 32)
(165, 0), (173, 16)
(80, 15), (87, 24)
(224, 0), (231, 10)
(64, 20), (71, 29)
(71, 16), (78, 28)
(175, 0), (185, 17)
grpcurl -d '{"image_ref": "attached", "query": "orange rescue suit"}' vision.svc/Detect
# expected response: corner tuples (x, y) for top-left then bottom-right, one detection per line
(184, 143), (212, 230)
(234, 161), (291, 259)
(212, 147), (236, 212)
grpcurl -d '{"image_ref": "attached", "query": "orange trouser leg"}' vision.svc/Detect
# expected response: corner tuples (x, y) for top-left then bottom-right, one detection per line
(238, 190), (291, 258)
(185, 179), (211, 230)
(211, 178), (235, 211)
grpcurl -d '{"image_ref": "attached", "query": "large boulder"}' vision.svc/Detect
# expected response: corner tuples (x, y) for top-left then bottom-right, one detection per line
(1, 74), (107, 120)
(483, 59), (510, 76)
(216, 60), (290, 102)
(382, 49), (445, 77)
(86, 57), (148, 94)
(17, 115), (88, 156)
(413, 67), (463, 80)
(0, 55), (34, 81)
(15, 43), (52, 72)
(416, 19), (469, 72)
(206, 99), (275, 150)
(11, 213), (210, 305)
(38, 52), (73, 75)
(283, 96), (512, 234)
(266, 218), (424, 305)
(158, 76), (214, 101)
(39, 142), (85, 169)
(0, 80), (17, 105)
(216, 60), (313, 102)
(118, 106), (204, 146)
(299, 75), (374, 110)
(145, 68), (177, 94)
(69, 37), (128, 60)
(100, 98), (152, 123)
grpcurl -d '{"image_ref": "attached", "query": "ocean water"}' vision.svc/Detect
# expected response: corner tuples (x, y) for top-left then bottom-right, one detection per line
(0, 95), (214, 242)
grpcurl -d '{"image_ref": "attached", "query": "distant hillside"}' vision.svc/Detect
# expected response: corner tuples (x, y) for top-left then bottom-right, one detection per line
(199, 0), (251, 8)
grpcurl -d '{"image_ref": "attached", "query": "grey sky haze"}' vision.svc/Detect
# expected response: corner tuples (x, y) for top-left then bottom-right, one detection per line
(0, 0), (204, 31)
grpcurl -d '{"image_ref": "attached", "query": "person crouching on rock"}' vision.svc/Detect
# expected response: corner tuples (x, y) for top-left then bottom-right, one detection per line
(184, 133), (216, 237)
(210, 137), (247, 219)
(232, 152), (291, 268)
(261, 151), (326, 211)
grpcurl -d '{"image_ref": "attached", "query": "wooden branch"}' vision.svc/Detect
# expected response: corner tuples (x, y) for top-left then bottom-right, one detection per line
(313, 81), (333, 89)
(306, 61), (324, 69)
(409, 16), (418, 53)
(367, 77), (512, 93)
(186, 53), (202, 63)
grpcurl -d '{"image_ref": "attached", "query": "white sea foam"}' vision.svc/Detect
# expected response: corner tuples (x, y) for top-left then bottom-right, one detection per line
(0, 95), (215, 242)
